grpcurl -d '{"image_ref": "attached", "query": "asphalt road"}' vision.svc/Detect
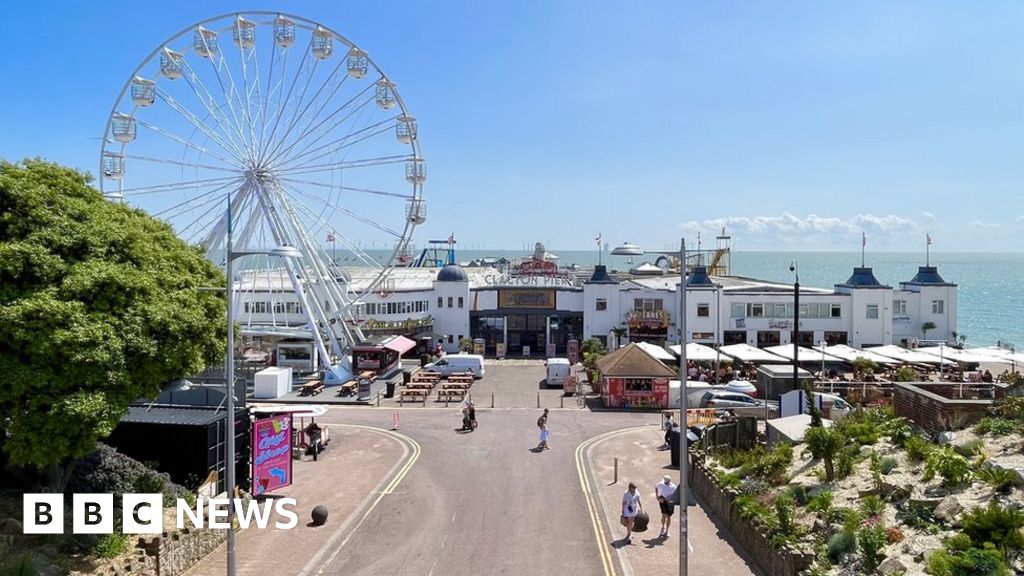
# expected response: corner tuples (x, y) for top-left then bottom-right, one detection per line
(309, 406), (652, 576)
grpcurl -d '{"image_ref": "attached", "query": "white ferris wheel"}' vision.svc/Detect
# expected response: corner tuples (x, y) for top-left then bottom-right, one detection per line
(100, 11), (426, 372)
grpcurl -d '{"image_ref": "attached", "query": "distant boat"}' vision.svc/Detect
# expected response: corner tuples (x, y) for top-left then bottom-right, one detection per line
(611, 242), (644, 256)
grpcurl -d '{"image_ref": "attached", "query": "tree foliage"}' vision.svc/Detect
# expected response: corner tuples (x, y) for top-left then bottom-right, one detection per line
(804, 425), (845, 481)
(0, 159), (226, 473)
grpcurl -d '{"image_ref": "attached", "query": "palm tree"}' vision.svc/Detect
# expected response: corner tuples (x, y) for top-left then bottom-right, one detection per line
(922, 321), (937, 340)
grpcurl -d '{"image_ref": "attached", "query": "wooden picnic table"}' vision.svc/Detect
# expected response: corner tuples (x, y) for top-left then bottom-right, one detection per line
(400, 389), (430, 403)
(337, 380), (358, 396)
(406, 382), (435, 390)
(299, 380), (324, 396)
(447, 373), (474, 383)
(441, 382), (471, 390)
(359, 370), (377, 381)
(437, 389), (467, 401)
(413, 371), (441, 381)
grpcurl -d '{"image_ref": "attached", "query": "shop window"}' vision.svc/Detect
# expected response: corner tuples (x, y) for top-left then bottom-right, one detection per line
(724, 330), (746, 345)
(756, 330), (781, 347)
(697, 304), (709, 317)
(825, 331), (848, 345)
(596, 298), (607, 311)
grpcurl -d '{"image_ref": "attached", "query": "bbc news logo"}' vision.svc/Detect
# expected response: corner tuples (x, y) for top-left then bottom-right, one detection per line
(23, 494), (298, 534)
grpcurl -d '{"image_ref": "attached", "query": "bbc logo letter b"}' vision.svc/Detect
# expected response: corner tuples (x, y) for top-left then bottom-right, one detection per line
(24, 494), (64, 534)
(74, 494), (114, 534)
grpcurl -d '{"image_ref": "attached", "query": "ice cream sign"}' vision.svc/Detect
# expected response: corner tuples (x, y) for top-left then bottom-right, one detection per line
(252, 414), (293, 496)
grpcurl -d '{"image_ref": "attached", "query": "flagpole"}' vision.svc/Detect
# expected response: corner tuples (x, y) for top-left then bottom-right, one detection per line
(861, 232), (866, 268)
(926, 234), (930, 267)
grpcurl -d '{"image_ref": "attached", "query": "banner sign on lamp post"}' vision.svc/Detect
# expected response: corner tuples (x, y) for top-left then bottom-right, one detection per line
(252, 414), (293, 496)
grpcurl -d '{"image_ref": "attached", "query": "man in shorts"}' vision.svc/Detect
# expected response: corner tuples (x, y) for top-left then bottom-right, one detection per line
(655, 474), (676, 538)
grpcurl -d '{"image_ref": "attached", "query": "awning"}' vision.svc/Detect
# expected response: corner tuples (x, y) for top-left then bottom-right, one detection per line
(719, 343), (789, 363)
(763, 344), (843, 364)
(866, 345), (954, 365)
(635, 341), (675, 362)
(383, 335), (417, 355)
(917, 347), (1009, 365)
(824, 344), (900, 365)
(666, 342), (721, 362)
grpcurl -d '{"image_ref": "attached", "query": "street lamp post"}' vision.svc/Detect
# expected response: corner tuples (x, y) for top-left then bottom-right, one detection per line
(791, 261), (800, 400)
(224, 201), (302, 576)
(678, 237), (688, 576)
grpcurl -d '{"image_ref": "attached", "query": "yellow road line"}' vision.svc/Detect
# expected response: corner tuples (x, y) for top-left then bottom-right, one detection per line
(575, 429), (620, 576)
(310, 425), (421, 576)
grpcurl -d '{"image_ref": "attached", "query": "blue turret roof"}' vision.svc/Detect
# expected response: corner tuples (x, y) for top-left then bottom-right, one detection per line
(905, 266), (955, 286)
(436, 264), (468, 282)
(585, 265), (618, 284)
(836, 267), (891, 289)
(686, 266), (715, 287)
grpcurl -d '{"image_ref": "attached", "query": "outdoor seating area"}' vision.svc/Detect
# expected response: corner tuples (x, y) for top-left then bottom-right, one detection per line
(399, 369), (477, 405)
(298, 380), (325, 396)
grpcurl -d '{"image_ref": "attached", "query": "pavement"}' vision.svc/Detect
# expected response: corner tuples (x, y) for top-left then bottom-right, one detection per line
(191, 361), (759, 576)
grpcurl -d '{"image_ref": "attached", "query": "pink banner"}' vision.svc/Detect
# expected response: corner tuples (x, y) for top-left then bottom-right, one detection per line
(252, 414), (292, 496)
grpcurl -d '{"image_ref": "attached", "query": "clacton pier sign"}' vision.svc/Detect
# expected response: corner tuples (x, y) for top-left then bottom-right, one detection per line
(482, 273), (580, 289)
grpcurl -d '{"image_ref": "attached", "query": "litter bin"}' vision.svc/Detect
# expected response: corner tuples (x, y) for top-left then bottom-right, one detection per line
(668, 427), (681, 468)
(385, 380), (397, 398)
(402, 369), (412, 385)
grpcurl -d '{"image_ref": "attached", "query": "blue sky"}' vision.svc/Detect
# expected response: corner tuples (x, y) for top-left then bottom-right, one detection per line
(1, 1), (1022, 251)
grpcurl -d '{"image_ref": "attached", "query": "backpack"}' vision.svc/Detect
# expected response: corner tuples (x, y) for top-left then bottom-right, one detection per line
(537, 416), (545, 428)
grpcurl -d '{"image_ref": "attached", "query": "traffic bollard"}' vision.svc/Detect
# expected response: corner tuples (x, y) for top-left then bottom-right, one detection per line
(614, 457), (618, 484)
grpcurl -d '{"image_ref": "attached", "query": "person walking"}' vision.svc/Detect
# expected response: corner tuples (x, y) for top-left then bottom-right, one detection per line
(655, 475), (676, 538)
(621, 482), (642, 543)
(536, 408), (550, 450)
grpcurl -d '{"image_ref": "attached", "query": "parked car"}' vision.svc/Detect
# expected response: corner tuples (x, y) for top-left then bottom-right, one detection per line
(724, 380), (758, 397)
(815, 393), (852, 419)
(424, 354), (485, 377)
(544, 358), (571, 388)
(699, 390), (775, 418)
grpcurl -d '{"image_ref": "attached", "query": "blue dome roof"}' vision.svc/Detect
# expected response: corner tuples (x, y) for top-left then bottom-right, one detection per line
(837, 267), (890, 289)
(436, 264), (468, 282)
(906, 266), (954, 286)
(686, 266), (714, 286)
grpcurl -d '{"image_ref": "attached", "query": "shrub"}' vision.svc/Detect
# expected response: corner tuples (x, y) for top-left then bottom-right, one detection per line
(858, 525), (887, 572)
(959, 502), (1024, 558)
(842, 421), (880, 445)
(975, 417), (1018, 437)
(739, 476), (770, 496)
(927, 545), (1009, 576)
(841, 508), (864, 535)
(735, 494), (774, 527)
(68, 444), (191, 507)
(954, 438), (986, 457)
(923, 447), (973, 487)
(903, 435), (932, 462)
(881, 416), (914, 447)
(894, 366), (917, 382)
(898, 501), (944, 534)
(991, 397), (1024, 420)
(92, 533), (129, 559)
(714, 448), (751, 470)
(827, 531), (857, 562)
(714, 469), (742, 490)
(775, 493), (796, 534)
(807, 490), (834, 515)
(860, 495), (885, 518)
(880, 456), (898, 475)
(789, 484), (809, 506)
(836, 446), (857, 479)
(742, 442), (793, 485)
(976, 466), (1017, 494)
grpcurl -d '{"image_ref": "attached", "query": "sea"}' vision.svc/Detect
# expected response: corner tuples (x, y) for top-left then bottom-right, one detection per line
(393, 249), (1022, 349)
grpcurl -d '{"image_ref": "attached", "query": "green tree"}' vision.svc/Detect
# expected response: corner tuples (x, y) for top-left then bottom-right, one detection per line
(804, 425), (845, 481)
(922, 321), (937, 340)
(851, 357), (878, 381)
(0, 160), (226, 486)
(803, 380), (822, 427)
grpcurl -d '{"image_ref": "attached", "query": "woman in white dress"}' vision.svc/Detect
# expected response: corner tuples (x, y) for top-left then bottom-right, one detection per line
(621, 482), (642, 543)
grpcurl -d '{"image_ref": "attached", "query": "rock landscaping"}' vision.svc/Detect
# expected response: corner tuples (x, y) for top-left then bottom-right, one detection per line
(699, 395), (1024, 576)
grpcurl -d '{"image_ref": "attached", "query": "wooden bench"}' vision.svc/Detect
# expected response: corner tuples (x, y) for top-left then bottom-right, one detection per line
(400, 389), (430, 404)
(437, 389), (467, 402)
(337, 380), (359, 397)
(299, 380), (325, 396)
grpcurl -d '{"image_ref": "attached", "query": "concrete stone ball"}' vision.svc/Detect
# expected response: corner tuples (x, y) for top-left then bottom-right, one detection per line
(311, 505), (329, 526)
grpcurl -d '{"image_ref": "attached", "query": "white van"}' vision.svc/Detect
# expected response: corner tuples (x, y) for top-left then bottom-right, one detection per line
(425, 354), (485, 378)
(545, 358), (571, 388)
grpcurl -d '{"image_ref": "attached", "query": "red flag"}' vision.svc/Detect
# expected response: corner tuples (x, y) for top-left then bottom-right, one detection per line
(927, 233), (932, 245)
(595, 233), (602, 247)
